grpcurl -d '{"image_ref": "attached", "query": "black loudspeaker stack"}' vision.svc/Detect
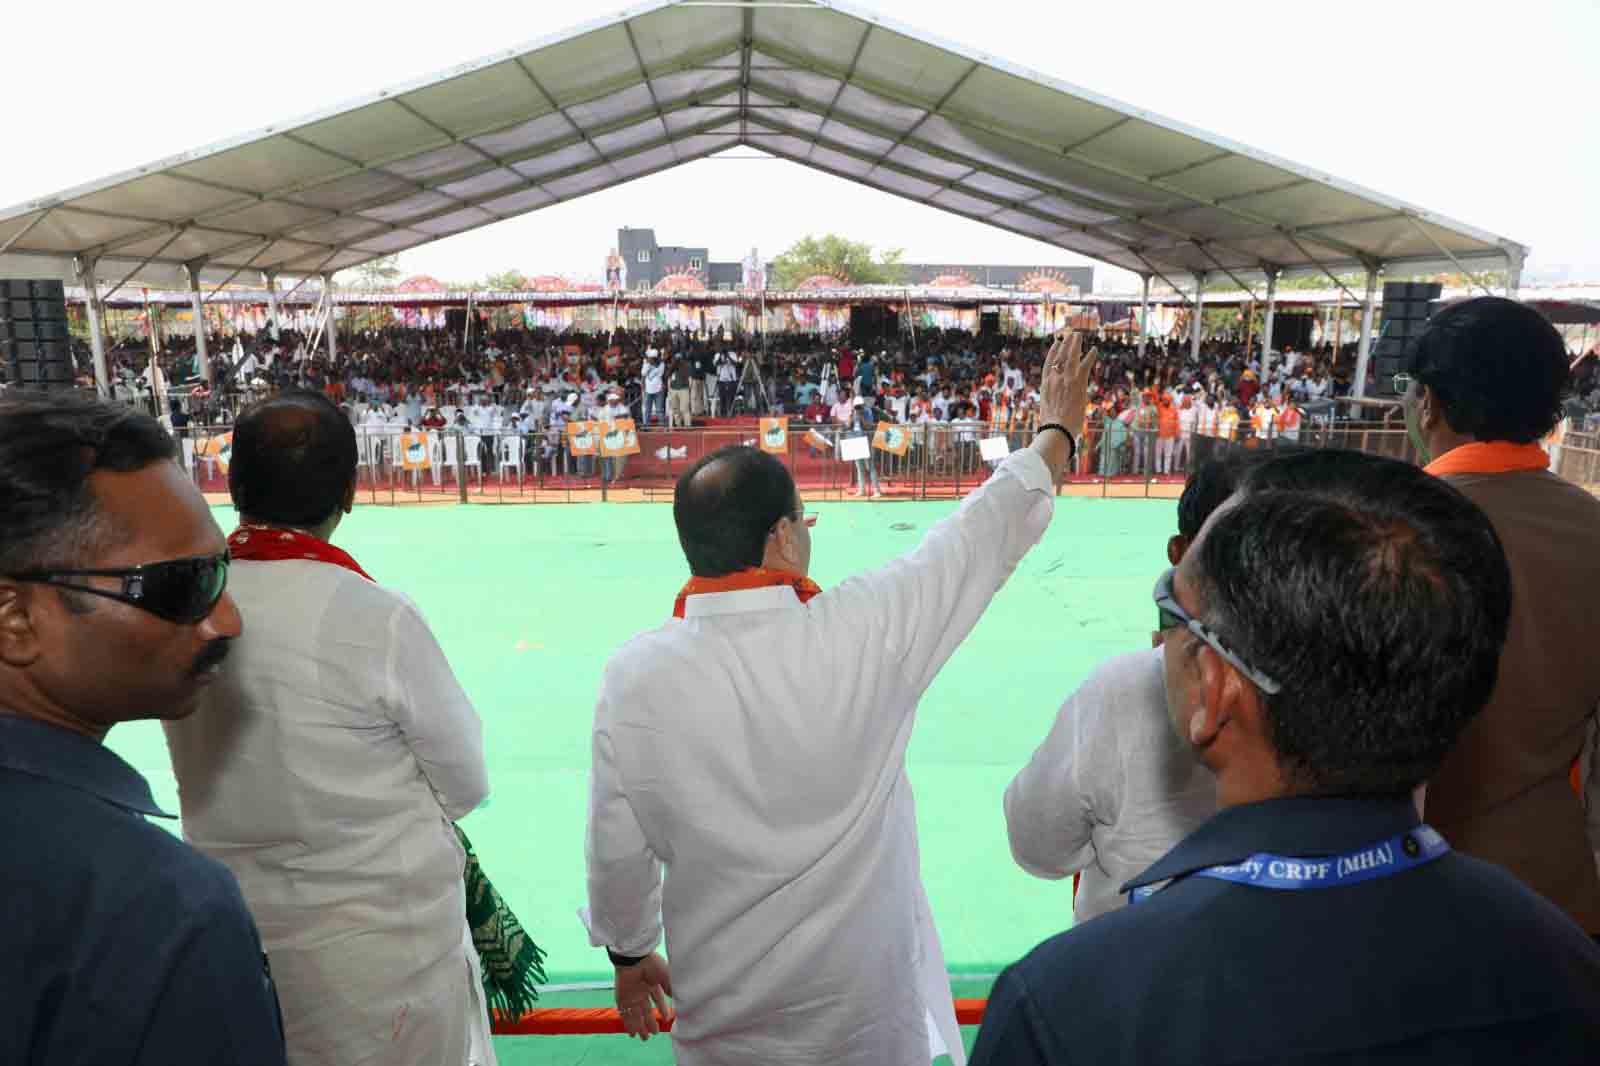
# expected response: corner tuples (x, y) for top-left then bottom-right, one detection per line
(979, 311), (1000, 337)
(2, 280), (74, 390)
(1372, 281), (1441, 395)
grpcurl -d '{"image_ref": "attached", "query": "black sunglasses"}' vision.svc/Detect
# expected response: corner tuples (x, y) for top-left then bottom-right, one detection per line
(11, 552), (230, 625)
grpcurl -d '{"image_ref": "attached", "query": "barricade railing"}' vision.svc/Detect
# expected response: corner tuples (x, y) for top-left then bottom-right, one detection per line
(175, 420), (1600, 505)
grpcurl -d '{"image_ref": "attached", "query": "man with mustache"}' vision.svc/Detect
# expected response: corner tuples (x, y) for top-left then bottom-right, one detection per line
(0, 392), (284, 1065)
(164, 389), (494, 1065)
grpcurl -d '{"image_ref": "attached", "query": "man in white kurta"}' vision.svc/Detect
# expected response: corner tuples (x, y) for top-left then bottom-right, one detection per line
(586, 335), (1093, 1066)
(164, 391), (495, 1066)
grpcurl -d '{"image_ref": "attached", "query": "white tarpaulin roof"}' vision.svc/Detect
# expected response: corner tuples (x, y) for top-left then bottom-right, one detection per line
(0, 0), (1527, 293)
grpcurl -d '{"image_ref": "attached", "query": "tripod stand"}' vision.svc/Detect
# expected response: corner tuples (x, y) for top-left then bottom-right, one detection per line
(736, 352), (770, 415)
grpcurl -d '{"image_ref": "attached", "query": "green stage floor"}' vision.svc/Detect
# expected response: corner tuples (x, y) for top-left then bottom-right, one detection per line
(105, 495), (1178, 1063)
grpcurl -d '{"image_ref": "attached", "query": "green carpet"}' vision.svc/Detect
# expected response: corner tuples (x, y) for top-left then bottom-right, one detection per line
(103, 495), (1178, 1061)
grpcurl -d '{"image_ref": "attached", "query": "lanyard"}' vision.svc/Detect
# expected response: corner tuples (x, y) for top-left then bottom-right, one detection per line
(1130, 825), (1449, 904)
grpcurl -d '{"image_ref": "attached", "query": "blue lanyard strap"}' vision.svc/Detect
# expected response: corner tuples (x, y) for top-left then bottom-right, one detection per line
(1130, 825), (1449, 903)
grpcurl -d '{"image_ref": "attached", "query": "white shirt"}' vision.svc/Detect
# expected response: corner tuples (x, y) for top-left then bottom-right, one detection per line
(1004, 647), (1216, 923)
(164, 558), (492, 1064)
(644, 360), (665, 394)
(586, 449), (1057, 1066)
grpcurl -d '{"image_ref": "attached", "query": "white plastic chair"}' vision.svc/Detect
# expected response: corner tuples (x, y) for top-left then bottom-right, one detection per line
(498, 435), (525, 490)
(427, 433), (444, 487)
(180, 435), (197, 476)
(462, 434), (484, 488)
(442, 433), (461, 485)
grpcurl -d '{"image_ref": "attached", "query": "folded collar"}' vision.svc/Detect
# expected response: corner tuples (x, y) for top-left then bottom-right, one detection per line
(0, 713), (172, 819)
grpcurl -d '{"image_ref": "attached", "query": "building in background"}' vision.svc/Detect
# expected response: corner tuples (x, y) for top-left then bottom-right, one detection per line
(614, 227), (1093, 295)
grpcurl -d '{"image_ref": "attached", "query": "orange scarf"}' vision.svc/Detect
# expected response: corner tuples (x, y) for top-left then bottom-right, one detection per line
(672, 567), (821, 619)
(1423, 441), (1548, 478)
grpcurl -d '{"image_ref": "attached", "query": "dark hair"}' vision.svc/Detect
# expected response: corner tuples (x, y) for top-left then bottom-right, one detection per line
(1408, 296), (1567, 443)
(1193, 449), (1510, 795)
(1176, 453), (1257, 541)
(673, 445), (796, 577)
(229, 390), (358, 528)
(0, 391), (177, 574)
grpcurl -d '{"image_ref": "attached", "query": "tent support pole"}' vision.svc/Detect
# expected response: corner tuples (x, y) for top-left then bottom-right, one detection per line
(1352, 266), (1380, 401)
(1261, 269), (1278, 378)
(263, 271), (282, 340)
(1135, 274), (1150, 360)
(75, 257), (111, 398)
(1190, 272), (1205, 364)
(323, 274), (338, 364)
(187, 263), (213, 385)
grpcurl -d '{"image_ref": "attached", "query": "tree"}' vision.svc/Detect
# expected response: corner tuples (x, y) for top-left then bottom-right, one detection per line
(482, 269), (529, 291)
(352, 254), (402, 290)
(769, 235), (905, 288)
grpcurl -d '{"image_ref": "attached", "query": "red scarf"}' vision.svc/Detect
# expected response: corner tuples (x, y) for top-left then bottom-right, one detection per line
(672, 567), (820, 619)
(1423, 441), (1548, 478)
(227, 525), (375, 583)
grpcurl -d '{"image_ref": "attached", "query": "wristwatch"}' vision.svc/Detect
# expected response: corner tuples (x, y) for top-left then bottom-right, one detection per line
(608, 948), (647, 967)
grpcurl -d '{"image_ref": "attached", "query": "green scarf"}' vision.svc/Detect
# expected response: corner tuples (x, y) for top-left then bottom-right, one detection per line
(457, 825), (548, 1018)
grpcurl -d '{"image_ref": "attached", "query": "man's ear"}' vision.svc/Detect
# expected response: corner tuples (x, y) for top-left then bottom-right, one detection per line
(1187, 642), (1247, 749)
(0, 583), (43, 669)
(1167, 536), (1187, 567)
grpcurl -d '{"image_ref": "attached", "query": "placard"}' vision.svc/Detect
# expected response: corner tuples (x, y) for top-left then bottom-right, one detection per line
(759, 417), (789, 454)
(979, 435), (1011, 462)
(566, 420), (598, 456)
(600, 418), (640, 457)
(872, 423), (912, 456)
(199, 432), (233, 474)
(839, 435), (870, 462)
(400, 432), (432, 470)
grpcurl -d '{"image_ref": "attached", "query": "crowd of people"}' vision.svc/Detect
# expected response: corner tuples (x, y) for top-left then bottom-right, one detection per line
(85, 316), (1420, 486)
(4, 297), (1599, 1066)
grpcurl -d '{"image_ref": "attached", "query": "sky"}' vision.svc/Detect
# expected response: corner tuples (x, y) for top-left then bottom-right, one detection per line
(3, 0), (1595, 291)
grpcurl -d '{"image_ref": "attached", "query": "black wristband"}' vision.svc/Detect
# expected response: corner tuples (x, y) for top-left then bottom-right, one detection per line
(608, 948), (648, 967)
(1036, 423), (1077, 463)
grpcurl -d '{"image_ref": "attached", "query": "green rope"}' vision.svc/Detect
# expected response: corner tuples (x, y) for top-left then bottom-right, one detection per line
(457, 825), (548, 1017)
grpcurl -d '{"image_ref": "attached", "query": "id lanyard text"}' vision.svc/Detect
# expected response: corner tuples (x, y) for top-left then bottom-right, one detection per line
(1130, 825), (1449, 903)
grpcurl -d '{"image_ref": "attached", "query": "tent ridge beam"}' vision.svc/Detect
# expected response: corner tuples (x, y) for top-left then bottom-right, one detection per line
(621, 19), (681, 164)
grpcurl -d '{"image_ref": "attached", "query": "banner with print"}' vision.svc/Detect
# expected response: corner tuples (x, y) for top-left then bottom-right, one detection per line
(400, 432), (432, 471)
(759, 418), (789, 454)
(199, 432), (233, 474)
(566, 420), (598, 456)
(599, 418), (640, 457)
(872, 423), (913, 456)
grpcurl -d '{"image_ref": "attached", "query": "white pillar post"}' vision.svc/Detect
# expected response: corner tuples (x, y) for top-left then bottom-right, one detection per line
(76, 257), (112, 397)
(1136, 274), (1150, 360)
(186, 263), (212, 385)
(1190, 272), (1205, 364)
(1506, 252), (1523, 299)
(1352, 265), (1380, 401)
(263, 271), (281, 340)
(322, 274), (337, 363)
(1261, 269), (1278, 379)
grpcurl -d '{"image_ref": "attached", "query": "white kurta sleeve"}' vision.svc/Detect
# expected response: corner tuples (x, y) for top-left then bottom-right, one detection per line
(584, 673), (663, 957)
(1004, 673), (1103, 880)
(838, 447), (1055, 694)
(383, 598), (489, 820)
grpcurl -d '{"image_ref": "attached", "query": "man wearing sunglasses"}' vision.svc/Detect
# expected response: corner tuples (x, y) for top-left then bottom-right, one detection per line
(586, 333), (1095, 1066)
(163, 389), (495, 1066)
(1400, 296), (1600, 942)
(973, 450), (1600, 1065)
(0, 392), (284, 1065)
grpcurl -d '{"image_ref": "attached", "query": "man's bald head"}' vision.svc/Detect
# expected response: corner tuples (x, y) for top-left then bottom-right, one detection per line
(229, 390), (357, 529)
(674, 446), (797, 577)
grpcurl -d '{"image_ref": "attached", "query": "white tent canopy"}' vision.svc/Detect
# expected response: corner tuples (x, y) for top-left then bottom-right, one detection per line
(0, 0), (1526, 295)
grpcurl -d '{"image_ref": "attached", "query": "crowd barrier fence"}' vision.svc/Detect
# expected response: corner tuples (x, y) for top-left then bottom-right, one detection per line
(173, 418), (1600, 507)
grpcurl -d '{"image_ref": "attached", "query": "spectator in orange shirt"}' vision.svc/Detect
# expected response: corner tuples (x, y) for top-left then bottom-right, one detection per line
(1155, 394), (1181, 474)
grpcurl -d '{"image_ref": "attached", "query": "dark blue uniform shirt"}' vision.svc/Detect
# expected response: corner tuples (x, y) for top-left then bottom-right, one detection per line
(0, 714), (286, 1065)
(972, 796), (1600, 1065)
